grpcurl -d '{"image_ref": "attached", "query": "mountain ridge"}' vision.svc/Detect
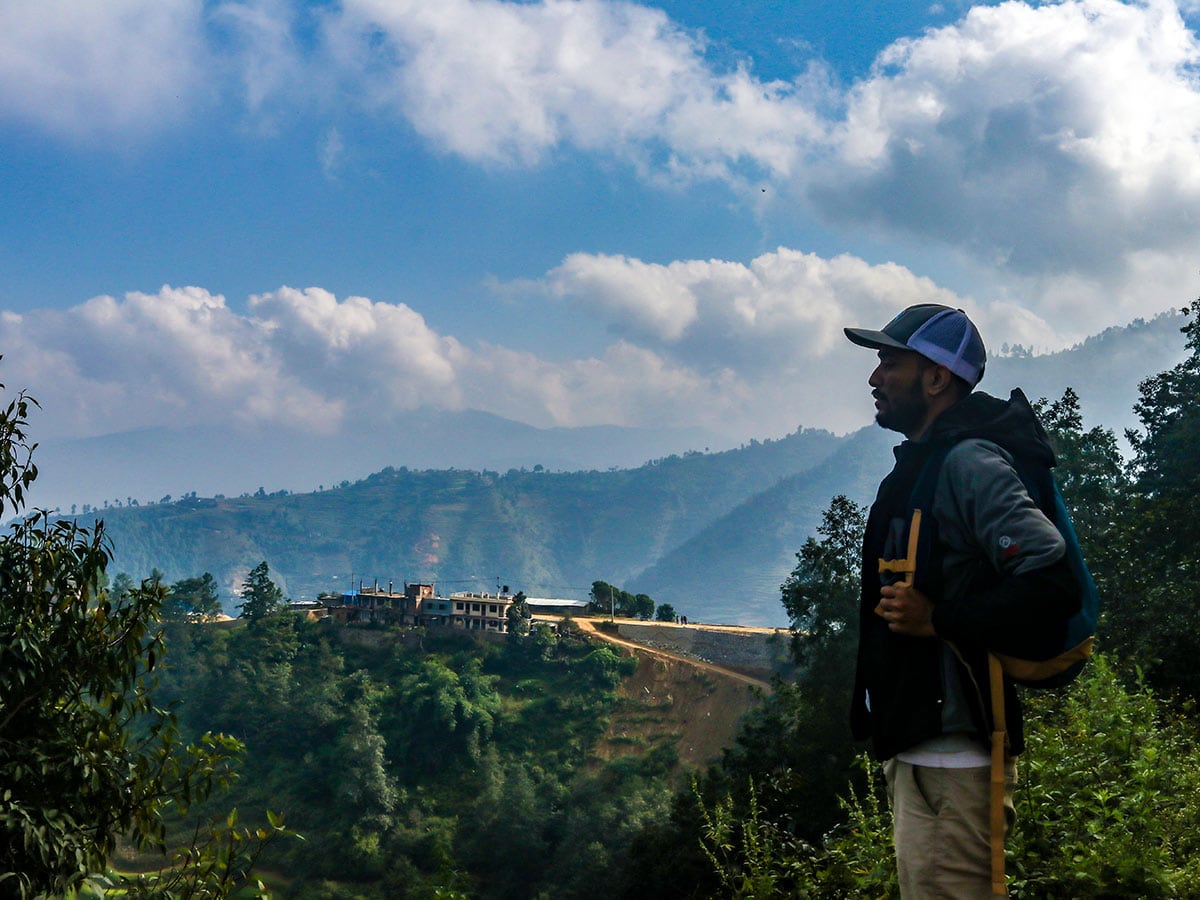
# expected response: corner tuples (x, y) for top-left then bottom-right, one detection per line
(55, 311), (1191, 626)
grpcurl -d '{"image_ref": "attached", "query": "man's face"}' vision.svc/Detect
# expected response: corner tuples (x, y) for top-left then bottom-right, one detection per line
(868, 348), (931, 437)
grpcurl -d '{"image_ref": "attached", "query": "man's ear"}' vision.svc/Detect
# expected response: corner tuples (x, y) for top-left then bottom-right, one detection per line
(924, 364), (955, 398)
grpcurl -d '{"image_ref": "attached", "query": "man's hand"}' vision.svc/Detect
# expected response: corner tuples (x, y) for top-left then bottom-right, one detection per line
(874, 583), (936, 637)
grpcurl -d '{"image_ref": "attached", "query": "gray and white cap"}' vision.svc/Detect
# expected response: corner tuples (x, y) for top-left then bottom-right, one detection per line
(844, 304), (987, 387)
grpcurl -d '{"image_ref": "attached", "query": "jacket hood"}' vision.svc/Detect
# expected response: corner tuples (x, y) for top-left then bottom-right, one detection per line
(924, 388), (1056, 468)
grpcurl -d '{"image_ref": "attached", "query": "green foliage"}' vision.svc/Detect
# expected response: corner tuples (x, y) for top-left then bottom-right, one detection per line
(1113, 303), (1200, 700)
(742, 494), (867, 841)
(0, 380), (284, 897)
(780, 494), (863, 672)
(627, 495), (870, 898)
(1035, 387), (1129, 567)
(505, 591), (531, 637)
(1129, 303), (1200, 507)
(590, 580), (656, 619)
(385, 655), (501, 771)
(165, 572), (222, 621)
(811, 761), (898, 897)
(151, 615), (670, 897)
(237, 561), (284, 621)
(697, 779), (821, 899)
(1011, 655), (1200, 896)
(110, 572), (137, 602)
(655, 603), (677, 622)
(575, 644), (635, 689)
(0, 515), (178, 893)
(591, 580), (631, 616)
(113, 783), (298, 898)
(689, 657), (1200, 898)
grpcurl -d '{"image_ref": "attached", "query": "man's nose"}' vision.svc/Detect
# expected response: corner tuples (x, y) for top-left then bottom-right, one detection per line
(868, 366), (883, 387)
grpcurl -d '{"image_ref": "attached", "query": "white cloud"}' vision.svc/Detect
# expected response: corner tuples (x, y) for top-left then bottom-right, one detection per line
(0, 0), (209, 137)
(212, 0), (307, 114)
(519, 247), (1075, 435)
(7, 0), (1198, 311)
(318, 0), (1200, 315)
(457, 339), (745, 432)
(320, 127), (346, 179)
(0, 236), (1179, 451)
(818, 0), (1200, 286)
(0, 286), (341, 438)
(246, 286), (465, 416)
(547, 253), (700, 341)
(0, 254), (996, 446)
(327, 0), (826, 175)
(543, 247), (987, 366)
(2, 0), (1196, 439)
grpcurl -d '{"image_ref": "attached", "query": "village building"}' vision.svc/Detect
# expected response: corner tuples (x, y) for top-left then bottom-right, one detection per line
(448, 589), (514, 631)
(320, 582), (594, 634)
(330, 581), (447, 626)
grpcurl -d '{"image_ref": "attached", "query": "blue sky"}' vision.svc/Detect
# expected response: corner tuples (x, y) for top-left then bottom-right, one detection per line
(2, 0), (1199, 447)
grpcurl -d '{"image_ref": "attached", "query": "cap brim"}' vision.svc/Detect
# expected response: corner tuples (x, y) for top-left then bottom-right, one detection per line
(844, 326), (910, 351)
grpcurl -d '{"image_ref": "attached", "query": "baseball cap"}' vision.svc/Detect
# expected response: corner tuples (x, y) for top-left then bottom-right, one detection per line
(844, 303), (986, 387)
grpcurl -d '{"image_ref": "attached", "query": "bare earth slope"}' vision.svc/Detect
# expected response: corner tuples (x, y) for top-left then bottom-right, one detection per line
(578, 619), (770, 771)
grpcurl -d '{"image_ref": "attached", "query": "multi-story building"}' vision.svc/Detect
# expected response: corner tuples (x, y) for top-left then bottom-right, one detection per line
(334, 581), (450, 626)
(448, 590), (514, 632)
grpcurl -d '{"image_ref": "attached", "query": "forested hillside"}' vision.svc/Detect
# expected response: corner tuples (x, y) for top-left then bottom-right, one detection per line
(77, 312), (1189, 627)
(630, 426), (895, 623)
(93, 427), (844, 623)
(10, 308), (1200, 897)
(144, 618), (697, 898)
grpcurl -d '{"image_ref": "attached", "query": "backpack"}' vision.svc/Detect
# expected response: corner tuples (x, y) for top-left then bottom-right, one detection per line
(887, 435), (1101, 896)
(906, 440), (1099, 689)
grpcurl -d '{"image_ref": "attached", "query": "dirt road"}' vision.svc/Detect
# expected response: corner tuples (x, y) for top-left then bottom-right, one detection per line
(573, 617), (774, 694)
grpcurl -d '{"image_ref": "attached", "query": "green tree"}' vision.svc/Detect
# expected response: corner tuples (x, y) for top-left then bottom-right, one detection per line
(781, 494), (864, 673)
(1010, 655), (1200, 896)
(590, 580), (616, 615)
(590, 580), (643, 618)
(717, 494), (867, 842)
(237, 560), (284, 621)
(655, 603), (677, 622)
(0, 381), (288, 896)
(165, 572), (222, 621)
(1034, 388), (1129, 593)
(110, 571), (136, 601)
(632, 593), (655, 620)
(529, 621), (558, 660)
(506, 590), (532, 636)
(1112, 303), (1200, 698)
(384, 656), (502, 775)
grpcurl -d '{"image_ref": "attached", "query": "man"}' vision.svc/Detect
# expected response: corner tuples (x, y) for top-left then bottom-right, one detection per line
(844, 303), (1081, 898)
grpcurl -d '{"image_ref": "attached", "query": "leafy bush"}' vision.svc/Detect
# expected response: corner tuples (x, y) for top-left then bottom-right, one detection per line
(1011, 655), (1200, 896)
(693, 655), (1200, 898)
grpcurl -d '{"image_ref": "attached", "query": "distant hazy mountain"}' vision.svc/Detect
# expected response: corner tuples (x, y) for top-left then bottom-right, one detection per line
(28, 410), (732, 514)
(47, 311), (1194, 626)
(630, 426), (896, 626)
(987, 310), (1187, 444)
(93, 427), (844, 619)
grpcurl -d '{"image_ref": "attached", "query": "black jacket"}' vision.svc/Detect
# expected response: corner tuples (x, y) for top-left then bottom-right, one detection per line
(850, 390), (1081, 761)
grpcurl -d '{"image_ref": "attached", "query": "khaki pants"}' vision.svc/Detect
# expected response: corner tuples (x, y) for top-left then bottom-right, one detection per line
(883, 759), (1016, 899)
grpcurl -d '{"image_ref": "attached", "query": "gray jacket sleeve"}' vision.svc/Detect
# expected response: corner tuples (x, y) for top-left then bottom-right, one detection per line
(928, 439), (1077, 645)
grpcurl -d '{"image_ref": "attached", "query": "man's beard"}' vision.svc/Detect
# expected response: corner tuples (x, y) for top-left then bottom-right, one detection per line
(875, 379), (929, 436)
